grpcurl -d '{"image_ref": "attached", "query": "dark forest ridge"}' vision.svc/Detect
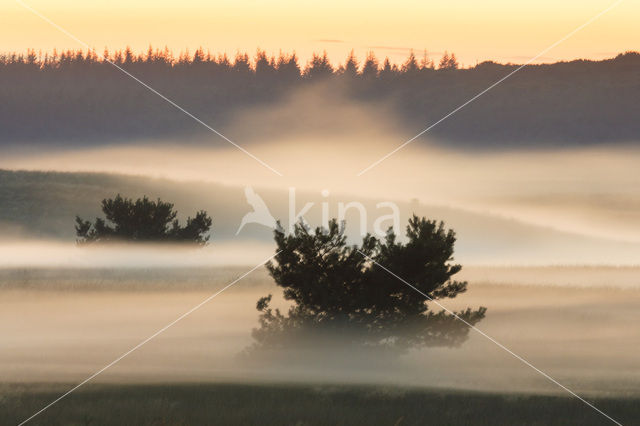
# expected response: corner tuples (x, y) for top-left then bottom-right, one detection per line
(0, 46), (635, 70)
(1, 48), (638, 147)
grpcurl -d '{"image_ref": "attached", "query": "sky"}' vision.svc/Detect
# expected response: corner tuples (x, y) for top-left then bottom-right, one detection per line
(2, 0), (637, 67)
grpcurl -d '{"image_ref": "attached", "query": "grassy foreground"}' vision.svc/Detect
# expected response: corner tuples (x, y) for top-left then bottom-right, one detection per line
(2, 383), (636, 426)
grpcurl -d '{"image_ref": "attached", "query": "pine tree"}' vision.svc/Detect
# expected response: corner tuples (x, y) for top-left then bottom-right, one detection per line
(402, 50), (419, 74)
(439, 51), (459, 70)
(75, 195), (212, 245)
(420, 49), (434, 70)
(304, 51), (333, 79)
(342, 50), (359, 77)
(251, 217), (486, 354)
(361, 51), (379, 79)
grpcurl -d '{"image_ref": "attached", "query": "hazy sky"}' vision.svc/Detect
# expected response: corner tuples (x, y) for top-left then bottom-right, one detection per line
(3, 0), (637, 66)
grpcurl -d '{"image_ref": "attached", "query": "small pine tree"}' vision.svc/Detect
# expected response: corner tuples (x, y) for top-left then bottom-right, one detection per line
(447, 52), (459, 69)
(123, 46), (135, 64)
(361, 51), (379, 79)
(402, 50), (419, 74)
(342, 50), (359, 77)
(276, 52), (301, 81)
(233, 52), (252, 74)
(304, 51), (333, 79)
(75, 195), (212, 245)
(439, 51), (459, 70)
(379, 57), (395, 79)
(420, 49), (434, 70)
(192, 47), (205, 64)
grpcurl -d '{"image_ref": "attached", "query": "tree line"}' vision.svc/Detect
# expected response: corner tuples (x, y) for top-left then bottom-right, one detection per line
(1, 48), (638, 146)
(1, 47), (460, 76)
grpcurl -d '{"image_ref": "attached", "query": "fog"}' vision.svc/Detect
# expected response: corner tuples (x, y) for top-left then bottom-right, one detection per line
(2, 84), (639, 399)
(0, 241), (273, 269)
(2, 85), (639, 245)
(2, 270), (639, 397)
(2, 146), (640, 265)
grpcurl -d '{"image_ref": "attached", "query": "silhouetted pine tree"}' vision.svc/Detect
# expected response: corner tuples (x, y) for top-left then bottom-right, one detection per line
(420, 49), (434, 70)
(361, 51), (379, 79)
(276, 52), (301, 81)
(75, 195), (212, 245)
(379, 57), (397, 80)
(439, 51), (459, 70)
(402, 50), (419, 74)
(304, 51), (333, 79)
(251, 217), (486, 355)
(341, 50), (359, 78)
(255, 50), (275, 75)
(233, 52), (252, 75)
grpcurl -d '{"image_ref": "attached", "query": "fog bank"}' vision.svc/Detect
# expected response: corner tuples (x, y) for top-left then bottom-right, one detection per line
(2, 281), (638, 397)
(0, 241), (273, 269)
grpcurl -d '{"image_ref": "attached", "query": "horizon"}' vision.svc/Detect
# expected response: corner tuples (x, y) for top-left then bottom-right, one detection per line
(2, 46), (639, 69)
(2, 0), (636, 67)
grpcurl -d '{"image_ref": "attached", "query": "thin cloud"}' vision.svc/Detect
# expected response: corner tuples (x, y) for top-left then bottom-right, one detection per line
(500, 54), (556, 61)
(368, 45), (415, 53)
(367, 46), (445, 57)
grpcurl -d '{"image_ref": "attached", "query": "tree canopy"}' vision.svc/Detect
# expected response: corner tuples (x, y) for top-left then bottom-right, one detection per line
(75, 194), (212, 245)
(251, 216), (486, 355)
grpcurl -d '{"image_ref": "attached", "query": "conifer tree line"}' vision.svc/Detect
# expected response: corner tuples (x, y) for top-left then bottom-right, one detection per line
(0, 47), (461, 76)
(1, 47), (638, 145)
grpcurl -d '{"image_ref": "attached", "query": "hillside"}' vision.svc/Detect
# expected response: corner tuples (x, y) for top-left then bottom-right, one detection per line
(1, 169), (639, 264)
(0, 51), (639, 147)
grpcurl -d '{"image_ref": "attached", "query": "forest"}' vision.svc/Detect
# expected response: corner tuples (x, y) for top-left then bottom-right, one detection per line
(1, 48), (638, 146)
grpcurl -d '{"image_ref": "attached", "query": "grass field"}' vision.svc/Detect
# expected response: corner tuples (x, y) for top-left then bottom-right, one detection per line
(3, 382), (637, 426)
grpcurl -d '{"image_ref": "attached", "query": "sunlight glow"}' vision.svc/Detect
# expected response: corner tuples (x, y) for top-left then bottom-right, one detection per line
(2, 0), (636, 66)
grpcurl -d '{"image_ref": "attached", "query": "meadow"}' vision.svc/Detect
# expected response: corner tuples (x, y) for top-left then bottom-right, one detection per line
(3, 382), (639, 426)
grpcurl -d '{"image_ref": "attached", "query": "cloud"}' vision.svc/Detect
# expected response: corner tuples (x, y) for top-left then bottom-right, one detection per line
(367, 45), (417, 54)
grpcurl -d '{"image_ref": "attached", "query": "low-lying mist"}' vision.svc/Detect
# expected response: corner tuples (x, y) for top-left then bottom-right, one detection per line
(0, 241), (274, 269)
(2, 84), (639, 246)
(2, 268), (639, 397)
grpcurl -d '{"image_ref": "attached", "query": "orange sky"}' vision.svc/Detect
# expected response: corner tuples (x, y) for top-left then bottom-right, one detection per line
(2, 0), (638, 67)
